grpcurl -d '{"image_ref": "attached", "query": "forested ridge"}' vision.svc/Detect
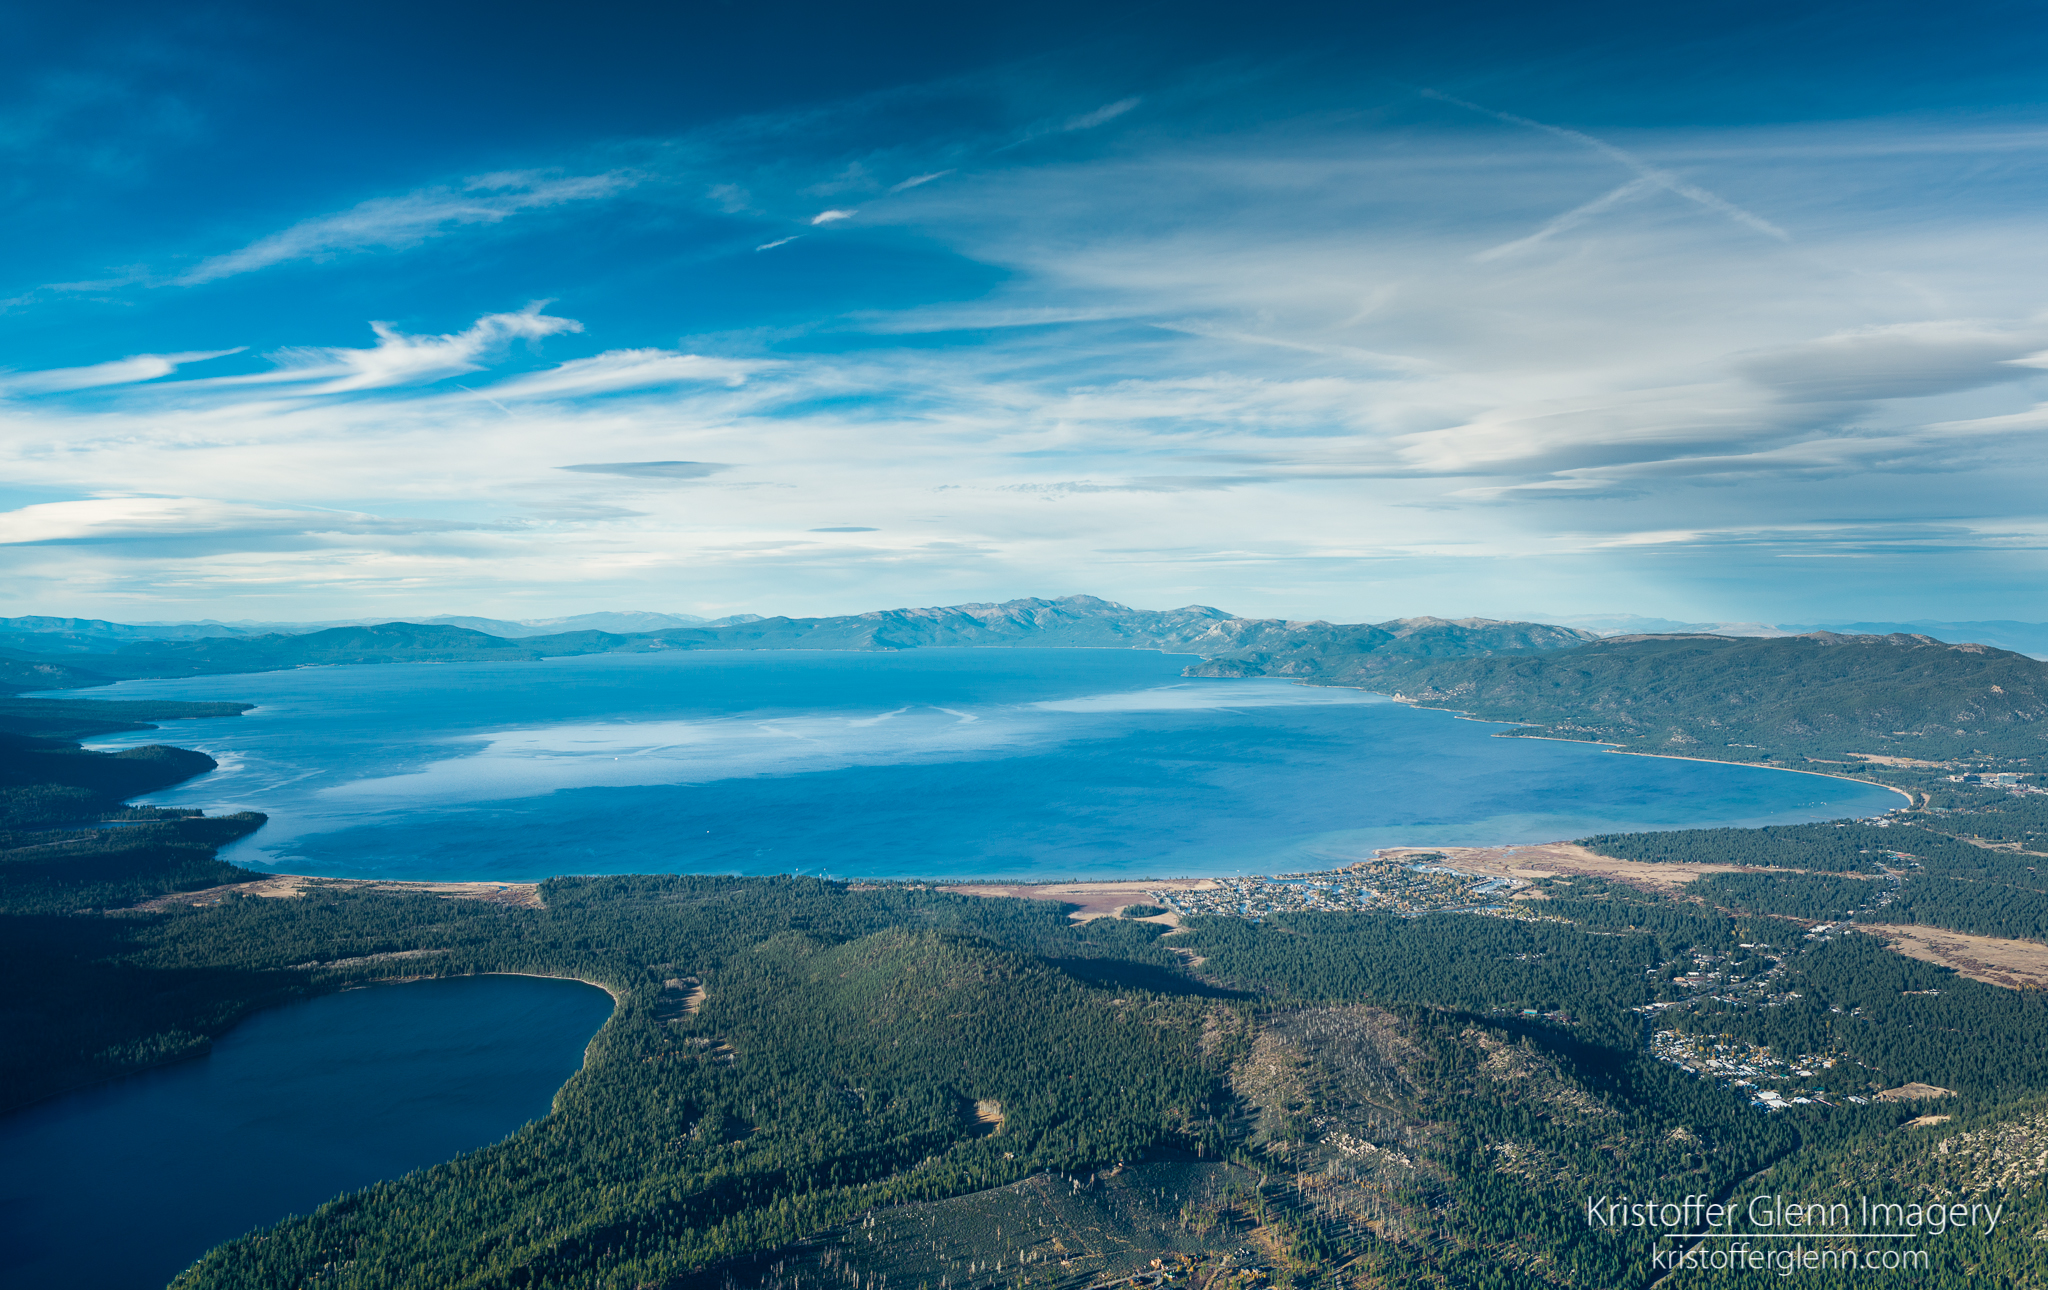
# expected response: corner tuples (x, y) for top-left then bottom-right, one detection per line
(1194, 629), (2048, 764)
(0, 694), (266, 920)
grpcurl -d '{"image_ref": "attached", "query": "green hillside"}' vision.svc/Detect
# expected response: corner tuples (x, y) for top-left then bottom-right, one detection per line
(1218, 631), (2048, 762)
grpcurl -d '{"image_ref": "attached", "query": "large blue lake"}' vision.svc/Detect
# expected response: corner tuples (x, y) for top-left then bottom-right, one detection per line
(0, 974), (612, 1290)
(75, 648), (1901, 881)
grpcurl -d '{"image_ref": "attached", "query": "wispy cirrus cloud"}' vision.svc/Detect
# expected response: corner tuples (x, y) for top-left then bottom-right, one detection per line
(0, 496), (501, 546)
(994, 95), (1144, 154)
(188, 307), (581, 393)
(0, 347), (242, 393)
(888, 170), (952, 192)
(174, 171), (635, 285)
(1736, 322), (2045, 402)
(1065, 97), (1139, 131)
(489, 349), (771, 399)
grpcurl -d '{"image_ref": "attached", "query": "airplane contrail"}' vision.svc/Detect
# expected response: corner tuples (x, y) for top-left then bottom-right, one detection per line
(1425, 88), (1791, 243)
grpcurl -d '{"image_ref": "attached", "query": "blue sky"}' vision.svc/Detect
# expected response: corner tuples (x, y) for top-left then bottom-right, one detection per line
(4, 0), (2048, 625)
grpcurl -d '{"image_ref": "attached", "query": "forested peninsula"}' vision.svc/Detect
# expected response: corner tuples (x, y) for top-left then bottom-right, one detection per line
(6, 607), (2048, 1288)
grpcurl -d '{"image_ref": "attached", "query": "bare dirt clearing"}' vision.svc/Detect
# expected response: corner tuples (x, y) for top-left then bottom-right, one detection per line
(1371, 842), (1807, 894)
(124, 874), (543, 912)
(1876, 1082), (1956, 1102)
(942, 879), (1218, 921)
(1874, 925), (2048, 991)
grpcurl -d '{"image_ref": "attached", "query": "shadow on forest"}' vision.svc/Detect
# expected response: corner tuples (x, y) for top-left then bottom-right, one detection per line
(1041, 957), (1254, 1000)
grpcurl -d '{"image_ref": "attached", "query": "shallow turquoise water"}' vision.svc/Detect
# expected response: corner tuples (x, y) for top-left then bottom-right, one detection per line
(76, 648), (1902, 881)
(0, 974), (612, 1290)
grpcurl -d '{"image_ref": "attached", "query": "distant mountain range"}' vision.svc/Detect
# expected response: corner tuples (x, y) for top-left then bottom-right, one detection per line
(0, 597), (1594, 690)
(10, 605), (2043, 656)
(0, 598), (1574, 677)
(0, 610), (746, 650)
(3, 595), (2043, 763)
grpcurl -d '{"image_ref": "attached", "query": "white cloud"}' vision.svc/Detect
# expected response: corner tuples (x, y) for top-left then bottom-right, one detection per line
(0, 497), (256, 544)
(1923, 403), (2048, 435)
(0, 348), (242, 393)
(489, 349), (772, 399)
(0, 496), (491, 545)
(809, 208), (857, 225)
(191, 307), (584, 394)
(175, 171), (634, 285)
(1737, 322), (2045, 402)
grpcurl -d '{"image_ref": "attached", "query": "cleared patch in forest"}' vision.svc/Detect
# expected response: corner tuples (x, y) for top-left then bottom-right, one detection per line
(683, 1160), (1264, 1290)
(122, 873), (544, 911)
(1874, 924), (2048, 990)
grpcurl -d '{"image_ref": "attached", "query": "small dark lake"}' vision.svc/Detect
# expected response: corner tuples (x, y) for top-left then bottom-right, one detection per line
(0, 974), (612, 1289)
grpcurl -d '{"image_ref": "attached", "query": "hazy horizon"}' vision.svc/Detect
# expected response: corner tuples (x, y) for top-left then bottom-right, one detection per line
(13, 595), (2048, 652)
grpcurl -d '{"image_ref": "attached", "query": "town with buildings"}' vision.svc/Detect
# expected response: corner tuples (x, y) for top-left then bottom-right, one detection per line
(1645, 1030), (1864, 1109)
(1147, 856), (1529, 922)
